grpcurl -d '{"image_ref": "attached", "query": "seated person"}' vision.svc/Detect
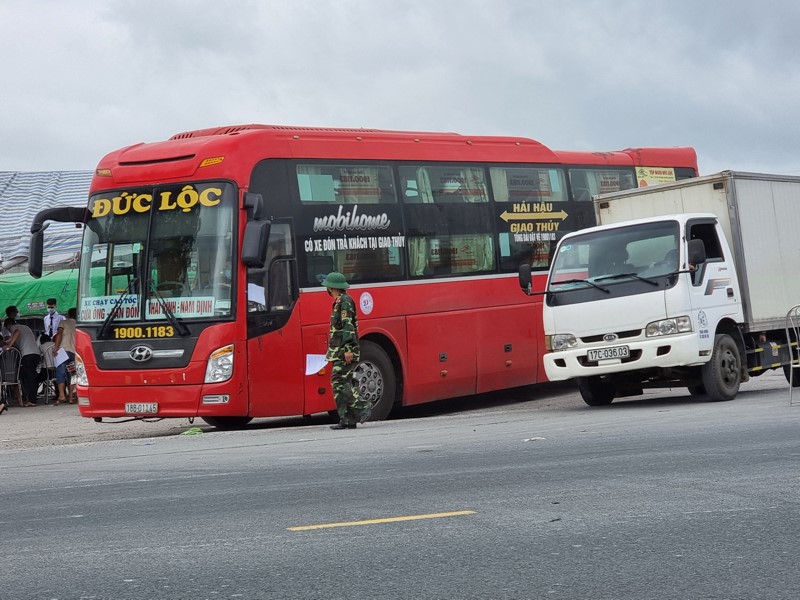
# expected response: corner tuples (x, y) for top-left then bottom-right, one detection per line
(600, 246), (633, 275)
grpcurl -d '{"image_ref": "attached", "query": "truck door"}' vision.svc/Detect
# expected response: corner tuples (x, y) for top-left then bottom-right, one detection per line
(685, 219), (740, 347)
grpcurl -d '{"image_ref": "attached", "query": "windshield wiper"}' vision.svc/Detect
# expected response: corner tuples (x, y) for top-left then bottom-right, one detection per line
(149, 280), (191, 337)
(97, 277), (138, 340)
(550, 278), (610, 293)
(595, 272), (660, 286)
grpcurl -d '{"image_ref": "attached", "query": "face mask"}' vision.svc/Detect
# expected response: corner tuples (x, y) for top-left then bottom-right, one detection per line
(48, 308), (56, 315)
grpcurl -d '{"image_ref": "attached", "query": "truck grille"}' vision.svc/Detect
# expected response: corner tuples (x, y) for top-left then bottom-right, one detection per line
(580, 329), (642, 344)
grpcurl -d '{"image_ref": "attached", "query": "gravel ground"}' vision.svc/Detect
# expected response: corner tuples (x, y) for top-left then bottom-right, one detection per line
(0, 402), (202, 451)
(1, 370), (791, 451)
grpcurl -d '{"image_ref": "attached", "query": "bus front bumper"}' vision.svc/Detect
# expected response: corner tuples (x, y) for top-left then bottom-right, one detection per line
(77, 384), (243, 418)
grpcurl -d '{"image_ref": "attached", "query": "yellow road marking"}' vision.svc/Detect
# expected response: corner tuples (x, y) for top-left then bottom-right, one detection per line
(288, 510), (476, 531)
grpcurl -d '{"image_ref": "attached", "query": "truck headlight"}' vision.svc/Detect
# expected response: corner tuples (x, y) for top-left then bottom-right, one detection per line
(205, 344), (234, 383)
(548, 334), (578, 351)
(73, 353), (88, 386)
(646, 316), (692, 337)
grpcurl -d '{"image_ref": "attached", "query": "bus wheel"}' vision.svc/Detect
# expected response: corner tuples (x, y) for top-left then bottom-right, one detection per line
(701, 334), (741, 401)
(784, 364), (800, 387)
(354, 341), (397, 421)
(577, 376), (616, 406)
(201, 416), (253, 429)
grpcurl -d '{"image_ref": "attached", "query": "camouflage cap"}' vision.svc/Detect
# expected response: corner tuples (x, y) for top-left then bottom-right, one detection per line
(321, 271), (349, 289)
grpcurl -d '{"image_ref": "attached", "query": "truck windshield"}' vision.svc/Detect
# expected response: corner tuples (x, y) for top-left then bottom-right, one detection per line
(76, 181), (237, 323)
(548, 221), (679, 291)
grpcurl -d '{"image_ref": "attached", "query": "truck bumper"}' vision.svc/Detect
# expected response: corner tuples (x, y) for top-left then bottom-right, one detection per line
(544, 333), (706, 381)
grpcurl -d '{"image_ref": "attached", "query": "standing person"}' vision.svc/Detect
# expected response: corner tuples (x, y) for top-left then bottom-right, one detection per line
(43, 298), (66, 339)
(2, 306), (41, 406)
(322, 272), (370, 429)
(53, 307), (78, 405)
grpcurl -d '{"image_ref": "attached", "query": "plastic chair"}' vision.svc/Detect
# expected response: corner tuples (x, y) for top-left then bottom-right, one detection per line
(1, 347), (23, 407)
(38, 348), (58, 404)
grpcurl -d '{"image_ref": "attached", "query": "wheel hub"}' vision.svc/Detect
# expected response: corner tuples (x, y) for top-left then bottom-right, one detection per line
(355, 361), (383, 403)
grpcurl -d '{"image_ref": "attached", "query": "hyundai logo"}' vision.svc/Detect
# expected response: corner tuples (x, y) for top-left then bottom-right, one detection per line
(130, 345), (153, 362)
(602, 333), (618, 342)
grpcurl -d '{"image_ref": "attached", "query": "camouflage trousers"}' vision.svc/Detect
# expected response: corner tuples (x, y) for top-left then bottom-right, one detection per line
(331, 360), (371, 425)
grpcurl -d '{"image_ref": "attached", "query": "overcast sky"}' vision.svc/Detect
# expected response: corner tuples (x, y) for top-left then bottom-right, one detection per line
(2, 0), (799, 176)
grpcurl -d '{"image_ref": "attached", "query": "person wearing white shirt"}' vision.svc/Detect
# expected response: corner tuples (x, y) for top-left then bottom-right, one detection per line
(43, 298), (66, 339)
(53, 307), (78, 404)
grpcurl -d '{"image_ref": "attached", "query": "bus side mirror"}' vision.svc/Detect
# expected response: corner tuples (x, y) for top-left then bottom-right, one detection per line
(518, 263), (532, 295)
(28, 229), (44, 279)
(687, 239), (707, 265)
(242, 220), (271, 268)
(29, 206), (86, 279)
(244, 192), (265, 221)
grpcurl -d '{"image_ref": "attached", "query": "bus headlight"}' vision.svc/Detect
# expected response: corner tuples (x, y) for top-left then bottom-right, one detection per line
(548, 334), (578, 351)
(646, 316), (692, 337)
(73, 353), (89, 386)
(205, 344), (234, 383)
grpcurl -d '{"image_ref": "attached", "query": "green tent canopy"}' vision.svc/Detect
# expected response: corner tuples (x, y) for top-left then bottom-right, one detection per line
(0, 269), (79, 317)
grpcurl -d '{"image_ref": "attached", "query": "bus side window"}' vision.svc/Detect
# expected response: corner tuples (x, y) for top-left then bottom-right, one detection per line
(249, 223), (296, 312)
(408, 234), (495, 277)
(268, 259), (293, 311)
(306, 255), (334, 285)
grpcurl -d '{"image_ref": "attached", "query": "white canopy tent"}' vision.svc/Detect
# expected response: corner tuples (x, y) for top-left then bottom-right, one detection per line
(0, 170), (92, 273)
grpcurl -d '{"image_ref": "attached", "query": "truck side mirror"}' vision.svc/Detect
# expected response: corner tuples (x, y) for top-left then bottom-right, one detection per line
(518, 263), (532, 295)
(687, 239), (707, 265)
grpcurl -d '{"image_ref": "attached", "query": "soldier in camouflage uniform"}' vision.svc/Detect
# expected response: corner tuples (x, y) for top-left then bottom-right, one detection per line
(322, 272), (371, 429)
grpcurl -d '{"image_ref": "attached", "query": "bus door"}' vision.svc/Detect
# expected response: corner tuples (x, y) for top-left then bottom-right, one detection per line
(244, 223), (303, 417)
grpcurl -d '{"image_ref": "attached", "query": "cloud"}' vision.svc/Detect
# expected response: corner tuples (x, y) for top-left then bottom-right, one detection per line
(1, 0), (800, 175)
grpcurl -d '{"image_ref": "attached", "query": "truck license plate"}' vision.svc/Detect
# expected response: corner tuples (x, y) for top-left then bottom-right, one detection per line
(125, 402), (158, 415)
(587, 345), (630, 362)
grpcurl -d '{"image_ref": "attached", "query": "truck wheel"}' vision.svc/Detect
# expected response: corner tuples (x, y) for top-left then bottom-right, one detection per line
(701, 334), (741, 401)
(354, 341), (397, 421)
(783, 365), (800, 387)
(201, 416), (253, 429)
(577, 376), (616, 406)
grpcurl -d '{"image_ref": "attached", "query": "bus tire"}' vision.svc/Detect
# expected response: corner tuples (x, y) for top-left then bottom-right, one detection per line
(355, 341), (397, 421)
(701, 334), (741, 401)
(577, 376), (616, 406)
(201, 416), (253, 429)
(784, 364), (800, 387)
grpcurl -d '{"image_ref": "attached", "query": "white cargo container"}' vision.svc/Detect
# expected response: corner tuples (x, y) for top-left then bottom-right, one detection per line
(520, 171), (800, 405)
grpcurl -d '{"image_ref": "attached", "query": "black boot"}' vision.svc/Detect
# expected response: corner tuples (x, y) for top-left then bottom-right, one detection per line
(330, 423), (357, 430)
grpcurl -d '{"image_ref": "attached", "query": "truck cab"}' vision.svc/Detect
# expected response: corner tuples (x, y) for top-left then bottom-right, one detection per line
(539, 213), (746, 405)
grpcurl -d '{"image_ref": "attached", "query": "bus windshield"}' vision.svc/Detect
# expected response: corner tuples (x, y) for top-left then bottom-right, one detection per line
(77, 181), (237, 323)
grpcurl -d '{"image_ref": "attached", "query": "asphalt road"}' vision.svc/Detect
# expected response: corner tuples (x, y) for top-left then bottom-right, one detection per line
(2, 371), (799, 600)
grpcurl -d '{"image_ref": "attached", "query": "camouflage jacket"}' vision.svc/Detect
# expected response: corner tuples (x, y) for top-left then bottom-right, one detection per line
(325, 292), (360, 362)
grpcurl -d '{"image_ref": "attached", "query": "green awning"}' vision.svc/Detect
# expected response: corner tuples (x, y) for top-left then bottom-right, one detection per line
(0, 269), (79, 317)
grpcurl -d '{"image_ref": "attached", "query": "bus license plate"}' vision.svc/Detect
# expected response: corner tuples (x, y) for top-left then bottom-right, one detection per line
(125, 402), (158, 415)
(587, 346), (630, 362)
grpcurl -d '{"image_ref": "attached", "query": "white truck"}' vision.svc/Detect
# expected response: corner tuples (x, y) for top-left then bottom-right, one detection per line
(520, 171), (800, 405)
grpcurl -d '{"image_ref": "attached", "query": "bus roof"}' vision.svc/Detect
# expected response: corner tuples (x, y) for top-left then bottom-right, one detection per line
(554, 147), (698, 169)
(92, 124), (698, 188)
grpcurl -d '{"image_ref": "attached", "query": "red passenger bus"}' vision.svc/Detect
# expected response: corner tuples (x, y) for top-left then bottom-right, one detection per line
(28, 125), (697, 427)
